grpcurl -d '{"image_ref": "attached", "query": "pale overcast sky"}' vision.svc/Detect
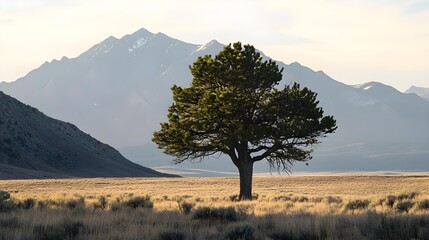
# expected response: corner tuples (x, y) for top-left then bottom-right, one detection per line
(1, 0), (428, 91)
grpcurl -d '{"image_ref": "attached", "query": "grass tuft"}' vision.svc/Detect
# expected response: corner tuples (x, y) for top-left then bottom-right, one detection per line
(224, 222), (255, 240)
(394, 200), (414, 213)
(193, 206), (240, 222)
(345, 199), (370, 213)
(124, 195), (153, 209)
(417, 199), (429, 211)
(157, 230), (186, 240)
(177, 200), (194, 215)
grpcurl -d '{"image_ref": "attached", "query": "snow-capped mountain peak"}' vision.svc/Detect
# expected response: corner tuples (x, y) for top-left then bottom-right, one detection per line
(92, 36), (119, 54)
(354, 82), (375, 90)
(128, 37), (149, 52)
(196, 40), (223, 52)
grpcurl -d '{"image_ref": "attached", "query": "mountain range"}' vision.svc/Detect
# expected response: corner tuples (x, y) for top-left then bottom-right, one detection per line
(0, 91), (175, 179)
(1, 27), (428, 175)
(406, 86), (429, 101)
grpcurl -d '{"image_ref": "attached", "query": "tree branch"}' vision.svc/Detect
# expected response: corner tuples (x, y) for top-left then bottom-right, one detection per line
(251, 143), (280, 162)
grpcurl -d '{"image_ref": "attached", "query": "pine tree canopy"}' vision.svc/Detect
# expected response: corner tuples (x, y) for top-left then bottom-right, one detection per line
(153, 42), (337, 173)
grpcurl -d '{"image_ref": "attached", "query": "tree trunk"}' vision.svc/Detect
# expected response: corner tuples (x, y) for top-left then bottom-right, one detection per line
(238, 159), (254, 200)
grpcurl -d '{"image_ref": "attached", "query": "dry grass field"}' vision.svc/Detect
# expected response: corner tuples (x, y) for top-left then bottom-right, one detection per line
(3, 175), (429, 200)
(1, 175), (429, 239)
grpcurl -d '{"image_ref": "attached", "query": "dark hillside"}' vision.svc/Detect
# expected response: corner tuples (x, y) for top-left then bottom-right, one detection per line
(0, 91), (177, 179)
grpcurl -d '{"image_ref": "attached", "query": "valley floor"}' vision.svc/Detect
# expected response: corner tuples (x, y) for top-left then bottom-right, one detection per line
(2, 175), (429, 201)
(1, 175), (428, 239)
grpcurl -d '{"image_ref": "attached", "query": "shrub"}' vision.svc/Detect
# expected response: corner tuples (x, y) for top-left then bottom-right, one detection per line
(124, 195), (153, 209)
(291, 196), (308, 203)
(157, 230), (186, 240)
(0, 217), (20, 229)
(0, 191), (10, 202)
(417, 199), (429, 211)
(230, 194), (258, 202)
(99, 196), (108, 209)
(0, 200), (14, 212)
(252, 193), (259, 200)
(345, 199), (370, 212)
(193, 207), (239, 222)
(36, 200), (49, 209)
(110, 201), (122, 211)
(93, 195), (108, 210)
(22, 198), (36, 209)
(325, 196), (343, 204)
(385, 195), (396, 208)
(269, 231), (317, 240)
(177, 200), (194, 214)
(33, 220), (83, 239)
(418, 226), (429, 240)
(65, 197), (85, 210)
(223, 222), (255, 240)
(284, 202), (294, 210)
(230, 194), (240, 202)
(236, 204), (254, 216)
(395, 200), (414, 213)
(397, 192), (418, 201)
(272, 196), (291, 202)
(269, 231), (294, 240)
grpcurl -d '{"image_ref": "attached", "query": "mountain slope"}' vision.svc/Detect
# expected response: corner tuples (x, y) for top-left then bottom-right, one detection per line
(0, 28), (222, 148)
(1, 28), (428, 174)
(0, 91), (176, 179)
(406, 86), (429, 101)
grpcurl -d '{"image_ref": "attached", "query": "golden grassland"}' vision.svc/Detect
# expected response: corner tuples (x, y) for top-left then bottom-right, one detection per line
(1, 175), (429, 213)
(3, 175), (429, 198)
(1, 175), (429, 239)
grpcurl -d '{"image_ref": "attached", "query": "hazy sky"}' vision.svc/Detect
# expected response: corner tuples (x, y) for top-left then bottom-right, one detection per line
(1, 0), (428, 91)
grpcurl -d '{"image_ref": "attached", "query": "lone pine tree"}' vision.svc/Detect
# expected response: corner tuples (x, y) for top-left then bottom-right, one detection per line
(153, 42), (337, 200)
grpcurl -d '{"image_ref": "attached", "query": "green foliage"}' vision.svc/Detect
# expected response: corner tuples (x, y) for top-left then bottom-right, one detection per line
(223, 222), (255, 240)
(153, 42), (336, 200)
(124, 196), (153, 209)
(192, 206), (239, 222)
(153, 42), (336, 171)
